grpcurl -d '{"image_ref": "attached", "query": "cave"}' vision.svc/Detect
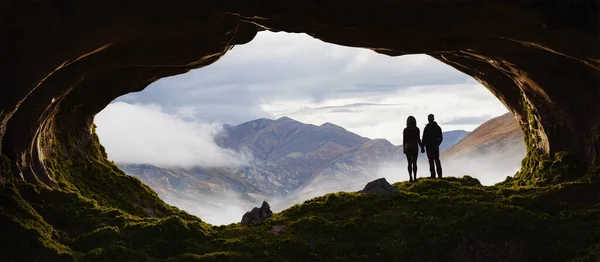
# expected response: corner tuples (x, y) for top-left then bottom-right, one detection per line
(1, 1), (599, 260)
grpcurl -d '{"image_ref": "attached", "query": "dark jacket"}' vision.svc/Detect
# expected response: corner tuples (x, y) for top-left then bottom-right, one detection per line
(422, 121), (443, 147)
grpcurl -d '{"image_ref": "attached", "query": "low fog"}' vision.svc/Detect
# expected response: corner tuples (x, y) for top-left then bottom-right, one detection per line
(156, 156), (521, 225)
(130, 160), (520, 225)
(95, 102), (252, 168)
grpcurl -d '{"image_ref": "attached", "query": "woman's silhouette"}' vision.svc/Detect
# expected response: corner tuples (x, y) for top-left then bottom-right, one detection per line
(403, 116), (423, 182)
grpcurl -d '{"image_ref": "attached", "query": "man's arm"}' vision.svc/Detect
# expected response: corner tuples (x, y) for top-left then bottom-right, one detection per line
(418, 128), (425, 153)
(438, 126), (443, 146)
(417, 128), (423, 149)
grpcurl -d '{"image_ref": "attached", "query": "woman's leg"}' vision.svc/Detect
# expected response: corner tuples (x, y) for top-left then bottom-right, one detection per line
(406, 154), (413, 181)
(411, 152), (418, 179)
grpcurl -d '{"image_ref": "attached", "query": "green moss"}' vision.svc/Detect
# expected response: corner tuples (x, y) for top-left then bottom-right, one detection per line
(79, 245), (152, 262)
(1, 175), (598, 261)
(0, 182), (74, 261)
(509, 91), (588, 186)
(41, 125), (194, 219)
(0, 153), (12, 183)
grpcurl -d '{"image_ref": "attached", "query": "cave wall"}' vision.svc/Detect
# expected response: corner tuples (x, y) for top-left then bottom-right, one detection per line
(1, 1), (599, 186)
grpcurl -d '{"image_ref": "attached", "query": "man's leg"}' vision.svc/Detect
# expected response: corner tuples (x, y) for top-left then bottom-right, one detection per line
(428, 158), (436, 178)
(435, 158), (442, 178)
(426, 146), (436, 178)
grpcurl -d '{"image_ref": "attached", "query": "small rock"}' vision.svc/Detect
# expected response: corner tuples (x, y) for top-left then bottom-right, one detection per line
(360, 178), (400, 195)
(241, 201), (273, 225)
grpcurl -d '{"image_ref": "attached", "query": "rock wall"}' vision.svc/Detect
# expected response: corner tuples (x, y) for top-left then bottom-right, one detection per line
(1, 1), (598, 185)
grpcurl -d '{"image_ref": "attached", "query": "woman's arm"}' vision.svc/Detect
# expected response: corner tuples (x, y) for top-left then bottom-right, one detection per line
(403, 128), (407, 153)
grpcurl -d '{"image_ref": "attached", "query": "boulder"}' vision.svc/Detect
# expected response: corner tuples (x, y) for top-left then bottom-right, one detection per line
(241, 201), (273, 225)
(360, 178), (400, 195)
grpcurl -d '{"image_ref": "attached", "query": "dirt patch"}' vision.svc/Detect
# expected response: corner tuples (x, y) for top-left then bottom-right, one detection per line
(268, 225), (287, 236)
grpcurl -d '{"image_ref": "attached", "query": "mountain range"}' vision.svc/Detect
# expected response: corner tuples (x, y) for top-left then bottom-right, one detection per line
(119, 116), (472, 210)
(119, 114), (525, 220)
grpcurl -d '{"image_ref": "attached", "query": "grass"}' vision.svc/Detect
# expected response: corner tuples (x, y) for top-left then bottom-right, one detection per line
(1, 173), (598, 261)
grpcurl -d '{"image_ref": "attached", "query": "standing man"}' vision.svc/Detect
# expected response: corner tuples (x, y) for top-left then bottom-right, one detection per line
(422, 114), (443, 178)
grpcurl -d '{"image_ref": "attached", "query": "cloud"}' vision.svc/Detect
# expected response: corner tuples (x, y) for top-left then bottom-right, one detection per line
(114, 31), (494, 128)
(442, 116), (493, 125)
(94, 102), (251, 168)
(160, 190), (254, 225)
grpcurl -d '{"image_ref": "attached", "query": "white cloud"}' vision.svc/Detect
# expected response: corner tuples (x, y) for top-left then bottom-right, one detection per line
(114, 31), (501, 131)
(94, 102), (251, 168)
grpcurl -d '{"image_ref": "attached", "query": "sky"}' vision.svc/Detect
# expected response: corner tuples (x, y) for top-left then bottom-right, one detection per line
(96, 31), (508, 154)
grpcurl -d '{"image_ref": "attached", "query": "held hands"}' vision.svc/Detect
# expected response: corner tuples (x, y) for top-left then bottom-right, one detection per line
(421, 147), (425, 153)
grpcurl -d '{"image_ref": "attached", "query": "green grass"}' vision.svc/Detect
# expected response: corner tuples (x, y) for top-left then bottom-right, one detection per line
(1, 173), (598, 261)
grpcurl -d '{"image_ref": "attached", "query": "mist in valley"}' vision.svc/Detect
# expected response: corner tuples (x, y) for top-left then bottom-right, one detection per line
(152, 155), (523, 225)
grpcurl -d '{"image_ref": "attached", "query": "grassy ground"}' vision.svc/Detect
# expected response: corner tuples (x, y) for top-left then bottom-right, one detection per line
(1, 167), (598, 261)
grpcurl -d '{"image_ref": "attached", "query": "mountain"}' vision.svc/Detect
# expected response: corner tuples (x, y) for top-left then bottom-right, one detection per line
(439, 130), (470, 152)
(441, 113), (526, 185)
(118, 164), (268, 203)
(214, 117), (373, 195)
(121, 117), (391, 199)
(120, 116), (472, 214)
(442, 113), (524, 159)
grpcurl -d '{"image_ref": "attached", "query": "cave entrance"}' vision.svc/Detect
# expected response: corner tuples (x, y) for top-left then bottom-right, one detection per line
(93, 32), (520, 225)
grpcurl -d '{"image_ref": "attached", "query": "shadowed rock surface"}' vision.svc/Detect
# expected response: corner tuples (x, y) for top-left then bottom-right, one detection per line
(241, 201), (273, 225)
(360, 178), (400, 195)
(1, 1), (598, 186)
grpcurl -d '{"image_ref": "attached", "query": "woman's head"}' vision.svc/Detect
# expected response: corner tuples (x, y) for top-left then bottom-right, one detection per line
(406, 116), (417, 127)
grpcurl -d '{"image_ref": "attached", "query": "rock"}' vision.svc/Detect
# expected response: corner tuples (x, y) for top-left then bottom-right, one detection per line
(360, 178), (400, 195)
(241, 201), (273, 225)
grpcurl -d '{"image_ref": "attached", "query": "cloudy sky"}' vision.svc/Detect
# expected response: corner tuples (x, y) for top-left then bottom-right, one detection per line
(95, 31), (509, 166)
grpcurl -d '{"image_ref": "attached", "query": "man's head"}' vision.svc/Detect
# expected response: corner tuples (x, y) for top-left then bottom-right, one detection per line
(428, 114), (435, 123)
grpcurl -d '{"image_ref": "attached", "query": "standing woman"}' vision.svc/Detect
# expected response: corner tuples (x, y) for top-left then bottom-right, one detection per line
(403, 116), (423, 182)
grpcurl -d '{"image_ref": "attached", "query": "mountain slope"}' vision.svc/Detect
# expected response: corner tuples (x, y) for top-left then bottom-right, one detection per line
(439, 130), (470, 152)
(442, 113), (524, 159)
(441, 113), (526, 185)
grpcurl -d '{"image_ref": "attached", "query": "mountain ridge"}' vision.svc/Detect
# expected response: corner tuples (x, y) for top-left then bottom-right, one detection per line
(121, 116), (472, 208)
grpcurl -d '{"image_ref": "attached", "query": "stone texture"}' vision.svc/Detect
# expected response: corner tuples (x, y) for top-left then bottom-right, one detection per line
(360, 178), (400, 195)
(241, 201), (273, 225)
(0, 1), (598, 185)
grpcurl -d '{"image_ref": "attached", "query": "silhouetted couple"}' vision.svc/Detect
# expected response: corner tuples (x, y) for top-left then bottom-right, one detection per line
(403, 114), (443, 182)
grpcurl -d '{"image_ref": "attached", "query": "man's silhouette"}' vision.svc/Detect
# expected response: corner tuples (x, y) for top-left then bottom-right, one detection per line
(422, 114), (443, 178)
